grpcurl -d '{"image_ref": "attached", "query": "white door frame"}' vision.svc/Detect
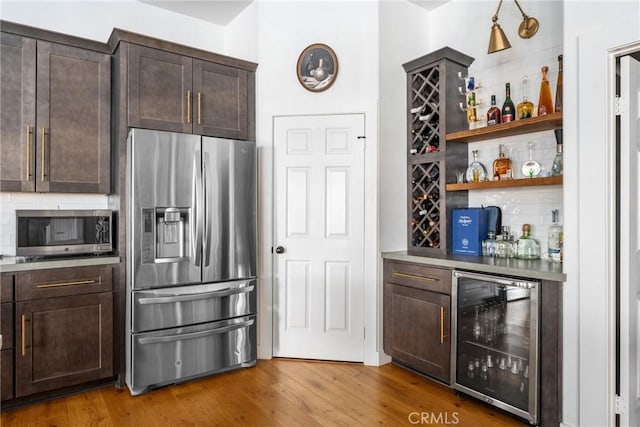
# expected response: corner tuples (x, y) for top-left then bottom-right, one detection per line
(257, 111), (385, 366)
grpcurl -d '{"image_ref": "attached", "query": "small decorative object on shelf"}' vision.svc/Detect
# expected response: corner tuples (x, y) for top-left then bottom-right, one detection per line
(466, 149), (488, 182)
(501, 82), (515, 122)
(458, 72), (485, 130)
(521, 142), (541, 178)
(551, 128), (563, 176)
(547, 209), (563, 263)
(516, 224), (541, 259)
(537, 65), (553, 116)
(492, 144), (512, 180)
(516, 75), (534, 120)
(555, 55), (563, 113)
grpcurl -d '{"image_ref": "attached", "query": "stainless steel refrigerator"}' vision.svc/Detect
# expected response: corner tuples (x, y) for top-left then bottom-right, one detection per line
(125, 128), (257, 396)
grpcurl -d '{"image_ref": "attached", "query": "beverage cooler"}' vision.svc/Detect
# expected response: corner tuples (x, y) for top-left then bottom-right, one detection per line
(452, 270), (540, 425)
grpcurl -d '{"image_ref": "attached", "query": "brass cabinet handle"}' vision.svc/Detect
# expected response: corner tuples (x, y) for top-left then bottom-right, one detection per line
(41, 127), (46, 182)
(26, 126), (32, 180)
(197, 92), (201, 125)
(21, 314), (26, 356)
(186, 90), (191, 124)
(36, 279), (97, 289)
(440, 307), (446, 344)
(392, 271), (437, 282)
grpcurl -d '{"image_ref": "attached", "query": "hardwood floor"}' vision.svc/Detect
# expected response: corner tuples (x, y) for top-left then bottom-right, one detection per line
(1, 359), (527, 426)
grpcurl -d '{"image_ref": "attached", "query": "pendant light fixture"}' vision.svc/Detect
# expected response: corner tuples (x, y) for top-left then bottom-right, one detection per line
(488, 0), (540, 55)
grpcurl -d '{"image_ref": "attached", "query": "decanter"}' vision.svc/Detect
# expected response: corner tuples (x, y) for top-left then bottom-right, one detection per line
(465, 150), (487, 183)
(516, 224), (541, 259)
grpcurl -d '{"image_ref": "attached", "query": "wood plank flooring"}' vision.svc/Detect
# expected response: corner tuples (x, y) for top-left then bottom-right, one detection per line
(1, 359), (527, 426)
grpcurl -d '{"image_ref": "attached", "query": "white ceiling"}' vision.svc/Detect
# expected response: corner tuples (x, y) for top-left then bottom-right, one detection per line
(137, 0), (254, 26)
(137, 0), (450, 26)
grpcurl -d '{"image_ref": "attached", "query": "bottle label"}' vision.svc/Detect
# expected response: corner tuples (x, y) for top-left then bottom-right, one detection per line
(503, 114), (514, 122)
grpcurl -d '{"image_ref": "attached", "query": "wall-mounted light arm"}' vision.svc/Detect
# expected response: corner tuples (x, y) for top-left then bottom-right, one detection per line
(513, 0), (539, 39)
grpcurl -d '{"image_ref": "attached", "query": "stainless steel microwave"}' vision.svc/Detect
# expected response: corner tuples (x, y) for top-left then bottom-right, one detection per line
(16, 210), (113, 257)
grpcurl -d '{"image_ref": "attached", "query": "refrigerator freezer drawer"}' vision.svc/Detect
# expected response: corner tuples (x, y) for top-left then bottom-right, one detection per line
(132, 279), (256, 332)
(129, 315), (256, 396)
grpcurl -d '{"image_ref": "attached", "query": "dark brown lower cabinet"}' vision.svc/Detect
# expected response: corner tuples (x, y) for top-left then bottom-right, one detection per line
(15, 292), (113, 398)
(383, 260), (451, 384)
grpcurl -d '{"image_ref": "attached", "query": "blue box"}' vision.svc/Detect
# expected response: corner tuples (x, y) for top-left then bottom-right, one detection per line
(452, 208), (488, 256)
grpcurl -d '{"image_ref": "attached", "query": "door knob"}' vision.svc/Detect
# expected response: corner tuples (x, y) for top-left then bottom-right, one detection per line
(275, 246), (285, 254)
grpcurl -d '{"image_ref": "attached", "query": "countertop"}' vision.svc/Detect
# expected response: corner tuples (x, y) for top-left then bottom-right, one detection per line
(382, 250), (566, 282)
(0, 255), (120, 273)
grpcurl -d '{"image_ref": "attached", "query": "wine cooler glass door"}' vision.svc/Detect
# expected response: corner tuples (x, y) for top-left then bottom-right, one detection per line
(452, 270), (540, 425)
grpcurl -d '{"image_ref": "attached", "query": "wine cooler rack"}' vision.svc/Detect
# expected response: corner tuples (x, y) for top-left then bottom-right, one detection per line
(403, 47), (474, 255)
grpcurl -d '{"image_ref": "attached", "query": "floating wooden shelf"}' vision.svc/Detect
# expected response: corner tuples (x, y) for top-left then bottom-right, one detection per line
(446, 175), (563, 191)
(446, 112), (562, 143)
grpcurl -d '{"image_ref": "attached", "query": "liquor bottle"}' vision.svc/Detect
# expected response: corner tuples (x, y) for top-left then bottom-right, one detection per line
(482, 231), (497, 257)
(537, 65), (553, 116)
(548, 209), (563, 263)
(486, 95), (502, 126)
(555, 55), (563, 113)
(516, 75), (534, 120)
(551, 128), (563, 176)
(495, 226), (514, 258)
(465, 150), (487, 182)
(516, 224), (541, 259)
(492, 144), (512, 180)
(501, 83), (515, 122)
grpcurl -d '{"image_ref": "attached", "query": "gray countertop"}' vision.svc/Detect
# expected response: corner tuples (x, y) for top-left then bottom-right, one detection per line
(382, 250), (566, 282)
(0, 255), (120, 273)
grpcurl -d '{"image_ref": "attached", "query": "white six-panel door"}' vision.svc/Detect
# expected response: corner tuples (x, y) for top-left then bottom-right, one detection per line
(273, 114), (365, 362)
(619, 55), (640, 427)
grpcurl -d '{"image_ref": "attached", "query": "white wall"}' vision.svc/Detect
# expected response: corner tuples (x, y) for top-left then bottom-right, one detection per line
(564, 2), (640, 426)
(249, 0), (381, 363)
(0, 0), (228, 256)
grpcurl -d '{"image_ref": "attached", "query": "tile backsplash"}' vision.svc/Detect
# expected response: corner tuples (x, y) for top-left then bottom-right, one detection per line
(0, 192), (109, 256)
(465, 132), (564, 256)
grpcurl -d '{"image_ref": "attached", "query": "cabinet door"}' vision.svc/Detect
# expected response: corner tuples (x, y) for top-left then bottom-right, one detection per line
(15, 265), (112, 301)
(36, 41), (111, 193)
(0, 33), (36, 192)
(193, 59), (249, 140)
(15, 292), (113, 397)
(127, 44), (193, 134)
(385, 282), (451, 383)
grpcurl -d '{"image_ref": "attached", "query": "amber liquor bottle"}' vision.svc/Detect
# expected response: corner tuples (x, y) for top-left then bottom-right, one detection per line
(501, 83), (515, 122)
(492, 144), (512, 180)
(486, 95), (502, 126)
(555, 55), (563, 113)
(538, 65), (554, 116)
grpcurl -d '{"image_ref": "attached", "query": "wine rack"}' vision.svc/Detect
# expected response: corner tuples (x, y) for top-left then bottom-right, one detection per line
(403, 47), (474, 255)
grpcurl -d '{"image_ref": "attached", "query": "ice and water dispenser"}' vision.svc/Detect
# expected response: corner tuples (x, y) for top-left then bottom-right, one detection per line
(141, 207), (189, 263)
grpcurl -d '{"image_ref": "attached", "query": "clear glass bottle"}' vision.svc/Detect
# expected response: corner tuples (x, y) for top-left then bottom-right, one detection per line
(492, 144), (512, 180)
(486, 94), (502, 126)
(552, 128), (563, 176)
(537, 65), (553, 116)
(548, 209), (563, 263)
(495, 226), (514, 258)
(516, 75), (534, 120)
(516, 224), (541, 259)
(466, 150), (487, 182)
(501, 83), (515, 122)
(555, 55), (563, 113)
(482, 231), (497, 257)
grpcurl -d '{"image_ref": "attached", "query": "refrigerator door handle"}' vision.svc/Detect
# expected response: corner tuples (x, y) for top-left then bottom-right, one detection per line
(192, 153), (202, 267)
(138, 285), (255, 305)
(137, 319), (255, 345)
(203, 152), (211, 266)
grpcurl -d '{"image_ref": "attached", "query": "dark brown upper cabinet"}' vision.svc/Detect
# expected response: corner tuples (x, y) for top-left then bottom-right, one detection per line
(127, 43), (250, 140)
(0, 32), (111, 193)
